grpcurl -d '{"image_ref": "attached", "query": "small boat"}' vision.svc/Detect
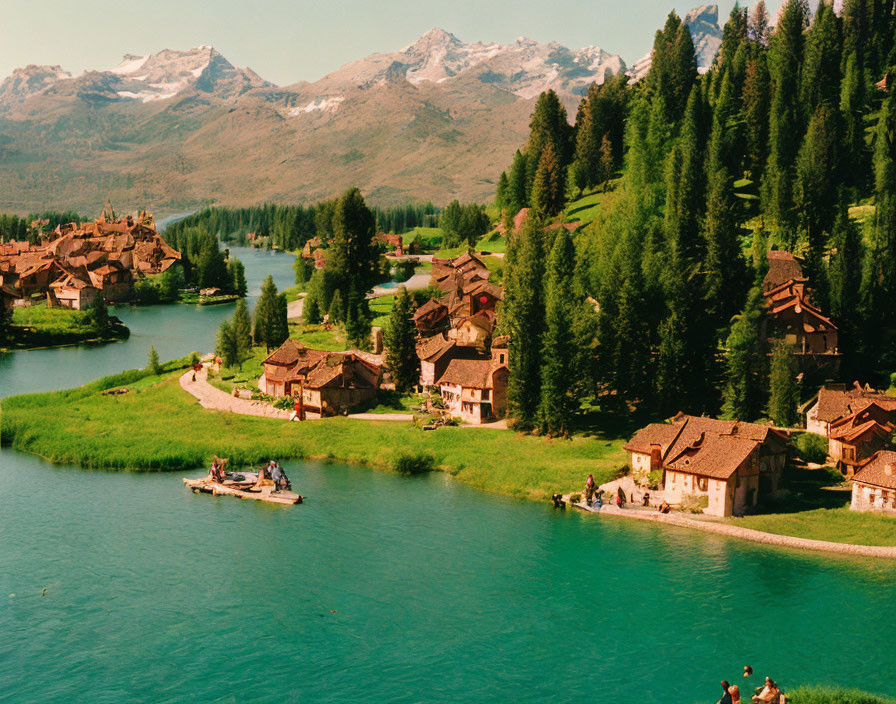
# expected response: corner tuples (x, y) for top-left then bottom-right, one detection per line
(183, 476), (303, 505)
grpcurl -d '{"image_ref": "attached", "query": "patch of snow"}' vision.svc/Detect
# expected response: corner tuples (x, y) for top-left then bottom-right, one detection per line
(111, 54), (148, 75)
(288, 96), (345, 115)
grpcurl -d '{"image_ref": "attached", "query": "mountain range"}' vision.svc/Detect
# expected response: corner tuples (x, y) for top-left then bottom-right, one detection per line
(0, 6), (723, 216)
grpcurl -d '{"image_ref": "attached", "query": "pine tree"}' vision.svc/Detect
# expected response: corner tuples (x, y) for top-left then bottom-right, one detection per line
(384, 287), (419, 392)
(649, 12), (697, 120)
(597, 133), (614, 191)
(232, 298), (252, 367)
(327, 288), (345, 324)
(148, 345), (161, 375)
(743, 55), (771, 183)
(749, 0), (770, 46)
(507, 150), (528, 214)
(539, 230), (578, 435)
(721, 287), (766, 420)
(330, 187), (379, 294)
(344, 287), (371, 349)
(768, 340), (800, 426)
(795, 104), (839, 305)
(840, 51), (868, 193)
(216, 320), (239, 369)
(531, 142), (566, 217)
(253, 275), (282, 350)
(801, 0), (842, 114)
(303, 292), (321, 325)
(703, 83), (746, 330)
(612, 232), (653, 403)
(763, 0), (809, 242)
(228, 258), (247, 297)
(495, 171), (510, 211)
(573, 84), (602, 190)
(505, 214), (545, 427)
(524, 90), (572, 197)
(829, 199), (864, 374)
(272, 294), (289, 349)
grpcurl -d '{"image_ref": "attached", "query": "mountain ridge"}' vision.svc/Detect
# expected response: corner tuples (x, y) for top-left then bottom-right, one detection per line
(0, 7), (724, 215)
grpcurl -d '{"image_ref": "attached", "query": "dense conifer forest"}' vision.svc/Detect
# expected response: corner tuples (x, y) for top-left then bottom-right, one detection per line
(498, 0), (896, 434)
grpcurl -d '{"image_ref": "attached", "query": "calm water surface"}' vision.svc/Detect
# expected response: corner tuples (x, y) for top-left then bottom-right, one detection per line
(1, 247), (896, 703)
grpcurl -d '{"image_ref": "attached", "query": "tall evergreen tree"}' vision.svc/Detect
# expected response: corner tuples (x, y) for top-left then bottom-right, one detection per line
(801, 0), (842, 114)
(531, 143), (566, 217)
(327, 288), (345, 324)
(384, 287), (419, 393)
(768, 340), (800, 426)
(840, 51), (868, 194)
(228, 258), (247, 297)
(572, 84), (602, 190)
(216, 320), (239, 369)
(721, 286), (766, 420)
(505, 214), (546, 427)
(829, 198), (864, 375)
(253, 275), (284, 350)
(232, 298), (252, 366)
(795, 104), (840, 306)
(539, 231), (578, 435)
(763, 0), (809, 242)
(507, 150), (529, 214)
(743, 54), (771, 183)
(330, 187), (379, 294)
(525, 90), (572, 197)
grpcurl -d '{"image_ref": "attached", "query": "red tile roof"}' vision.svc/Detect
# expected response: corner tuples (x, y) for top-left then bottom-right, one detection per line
(852, 451), (896, 490)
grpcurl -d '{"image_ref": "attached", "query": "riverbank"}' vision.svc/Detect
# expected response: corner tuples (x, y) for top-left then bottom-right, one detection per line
(5, 306), (129, 350)
(571, 501), (896, 557)
(0, 367), (626, 500)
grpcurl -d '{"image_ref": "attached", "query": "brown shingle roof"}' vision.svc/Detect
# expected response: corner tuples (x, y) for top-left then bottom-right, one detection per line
(666, 434), (758, 479)
(816, 384), (896, 423)
(413, 298), (447, 320)
(762, 250), (805, 292)
(852, 451), (896, 490)
(416, 334), (454, 362)
(438, 357), (505, 389)
(264, 339), (319, 367)
(622, 423), (682, 454)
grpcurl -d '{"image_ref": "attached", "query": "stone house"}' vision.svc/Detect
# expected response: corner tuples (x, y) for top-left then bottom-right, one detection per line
(850, 451), (896, 513)
(48, 273), (98, 310)
(261, 339), (329, 398)
(416, 334), (484, 388)
(805, 383), (896, 437)
(413, 298), (450, 337)
(298, 352), (382, 418)
(827, 403), (895, 477)
(623, 414), (790, 517)
(436, 341), (509, 424)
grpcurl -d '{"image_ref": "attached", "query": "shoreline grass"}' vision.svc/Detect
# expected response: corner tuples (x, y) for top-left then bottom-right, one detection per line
(0, 369), (627, 500)
(7, 305), (128, 349)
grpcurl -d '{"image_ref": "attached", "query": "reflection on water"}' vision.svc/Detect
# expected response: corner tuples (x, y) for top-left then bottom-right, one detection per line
(0, 246), (296, 398)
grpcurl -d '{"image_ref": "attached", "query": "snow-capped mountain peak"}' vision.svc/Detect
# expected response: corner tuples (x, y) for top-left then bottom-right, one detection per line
(0, 64), (72, 106)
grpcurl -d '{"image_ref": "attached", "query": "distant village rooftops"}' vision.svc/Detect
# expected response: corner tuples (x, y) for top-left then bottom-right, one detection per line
(814, 382), (896, 423)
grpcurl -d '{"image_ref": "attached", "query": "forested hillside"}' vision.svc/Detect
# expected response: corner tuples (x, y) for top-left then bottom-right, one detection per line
(499, 0), (896, 434)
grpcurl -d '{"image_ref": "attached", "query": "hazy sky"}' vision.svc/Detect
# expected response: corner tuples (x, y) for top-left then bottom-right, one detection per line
(1, 0), (784, 85)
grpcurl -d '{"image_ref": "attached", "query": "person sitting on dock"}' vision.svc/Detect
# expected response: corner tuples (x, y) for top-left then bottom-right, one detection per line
(658, 501), (671, 514)
(642, 491), (650, 507)
(593, 492), (603, 511)
(584, 474), (595, 503)
(270, 462), (290, 491)
(208, 459), (224, 482)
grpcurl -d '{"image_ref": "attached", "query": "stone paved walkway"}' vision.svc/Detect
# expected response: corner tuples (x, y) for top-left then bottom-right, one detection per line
(567, 499), (896, 559)
(179, 366), (292, 419)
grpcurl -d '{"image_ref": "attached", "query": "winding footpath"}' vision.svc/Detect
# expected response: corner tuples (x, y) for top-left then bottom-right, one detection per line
(179, 367), (292, 419)
(572, 502), (896, 559)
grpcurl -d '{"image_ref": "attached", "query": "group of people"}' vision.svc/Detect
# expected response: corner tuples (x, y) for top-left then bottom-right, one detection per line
(582, 474), (671, 513)
(207, 458), (290, 492)
(717, 672), (784, 704)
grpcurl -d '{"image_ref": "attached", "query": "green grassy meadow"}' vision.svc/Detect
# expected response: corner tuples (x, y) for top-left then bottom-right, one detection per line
(0, 368), (627, 500)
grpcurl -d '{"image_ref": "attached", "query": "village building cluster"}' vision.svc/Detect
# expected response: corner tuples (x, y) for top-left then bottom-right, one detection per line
(0, 204), (180, 310)
(415, 252), (508, 424)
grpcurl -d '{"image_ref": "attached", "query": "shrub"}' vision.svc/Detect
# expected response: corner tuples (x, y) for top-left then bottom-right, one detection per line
(796, 432), (829, 464)
(646, 469), (663, 490)
(788, 685), (896, 704)
(273, 396), (294, 410)
(392, 450), (436, 475)
(681, 493), (709, 513)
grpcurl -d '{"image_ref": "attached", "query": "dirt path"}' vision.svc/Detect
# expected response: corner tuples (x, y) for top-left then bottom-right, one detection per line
(286, 294), (305, 321)
(179, 366), (292, 419)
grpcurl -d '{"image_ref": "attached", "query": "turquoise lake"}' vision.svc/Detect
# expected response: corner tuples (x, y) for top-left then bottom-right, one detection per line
(2, 246), (896, 703)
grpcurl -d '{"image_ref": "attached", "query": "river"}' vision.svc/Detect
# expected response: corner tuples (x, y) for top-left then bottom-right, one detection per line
(1, 247), (895, 703)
